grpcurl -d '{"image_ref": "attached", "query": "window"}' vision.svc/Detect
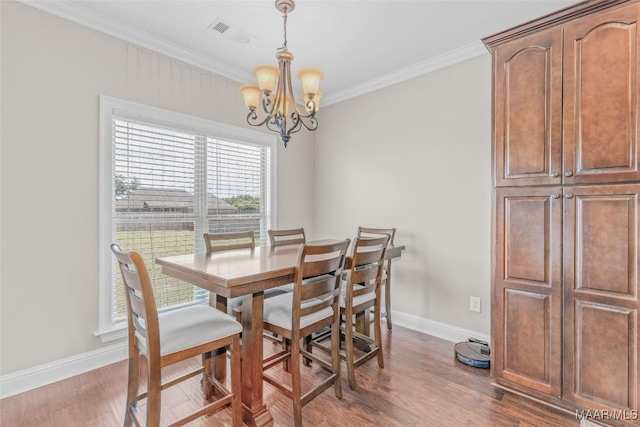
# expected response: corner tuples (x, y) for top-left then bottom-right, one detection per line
(98, 96), (276, 341)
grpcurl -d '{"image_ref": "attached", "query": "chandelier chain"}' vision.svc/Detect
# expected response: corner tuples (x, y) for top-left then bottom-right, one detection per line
(282, 8), (288, 51)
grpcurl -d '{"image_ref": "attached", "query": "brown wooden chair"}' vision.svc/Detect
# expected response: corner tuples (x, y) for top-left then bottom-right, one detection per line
(357, 226), (396, 329)
(340, 235), (389, 389)
(268, 228), (306, 246)
(203, 231), (289, 319)
(204, 231), (256, 317)
(262, 239), (349, 427)
(111, 243), (242, 427)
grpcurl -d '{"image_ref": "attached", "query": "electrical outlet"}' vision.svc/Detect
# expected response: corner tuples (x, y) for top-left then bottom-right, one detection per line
(470, 297), (481, 313)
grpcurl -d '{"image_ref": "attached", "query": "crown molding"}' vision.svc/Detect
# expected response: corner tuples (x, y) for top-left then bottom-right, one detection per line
(18, 0), (488, 107)
(322, 41), (489, 106)
(17, 0), (255, 84)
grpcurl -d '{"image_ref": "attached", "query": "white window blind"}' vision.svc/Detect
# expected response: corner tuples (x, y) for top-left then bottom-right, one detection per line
(99, 97), (274, 336)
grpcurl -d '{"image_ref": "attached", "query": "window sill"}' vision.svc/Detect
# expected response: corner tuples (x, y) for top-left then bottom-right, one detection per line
(94, 325), (127, 343)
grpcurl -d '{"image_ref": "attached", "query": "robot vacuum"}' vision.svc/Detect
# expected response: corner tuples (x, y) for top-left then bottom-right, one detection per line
(454, 338), (490, 369)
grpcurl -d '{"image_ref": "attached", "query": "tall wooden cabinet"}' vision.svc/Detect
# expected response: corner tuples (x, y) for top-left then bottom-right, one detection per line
(484, 1), (640, 424)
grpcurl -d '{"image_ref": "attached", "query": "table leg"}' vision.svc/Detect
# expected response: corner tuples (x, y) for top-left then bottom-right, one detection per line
(355, 309), (371, 336)
(211, 294), (228, 382)
(241, 292), (274, 427)
(385, 261), (393, 330)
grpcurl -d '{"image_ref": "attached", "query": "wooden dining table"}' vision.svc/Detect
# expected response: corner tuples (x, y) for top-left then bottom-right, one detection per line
(156, 240), (405, 427)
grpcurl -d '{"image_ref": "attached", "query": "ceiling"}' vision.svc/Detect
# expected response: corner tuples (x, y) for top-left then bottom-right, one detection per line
(23, 0), (580, 105)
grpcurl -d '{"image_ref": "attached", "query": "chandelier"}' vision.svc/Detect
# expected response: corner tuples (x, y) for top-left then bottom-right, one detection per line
(239, 0), (323, 147)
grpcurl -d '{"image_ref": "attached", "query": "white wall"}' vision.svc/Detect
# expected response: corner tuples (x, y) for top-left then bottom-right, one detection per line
(314, 54), (492, 335)
(0, 1), (315, 375)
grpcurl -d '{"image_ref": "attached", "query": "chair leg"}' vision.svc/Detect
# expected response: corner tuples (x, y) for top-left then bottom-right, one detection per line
(124, 352), (140, 427)
(331, 314), (343, 399)
(230, 336), (243, 427)
(202, 351), (214, 399)
(291, 335), (303, 427)
(146, 359), (162, 427)
(283, 338), (291, 372)
(374, 303), (385, 368)
(303, 335), (312, 366)
(385, 266), (393, 330)
(345, 312), (356, 390)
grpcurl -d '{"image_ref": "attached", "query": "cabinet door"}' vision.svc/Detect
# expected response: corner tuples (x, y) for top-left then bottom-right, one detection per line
(563, 184), (640, 420)
(494, 187), (562, 397)
(493, 29), (563, 187)
(563, 3), (640, 184)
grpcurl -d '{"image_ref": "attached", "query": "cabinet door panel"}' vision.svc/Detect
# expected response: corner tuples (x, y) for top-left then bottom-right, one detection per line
(494, 187), (562, 396)
(564, 184), (640, 417)
(564, 3), (640, 184)
(494, 29), (562, 187)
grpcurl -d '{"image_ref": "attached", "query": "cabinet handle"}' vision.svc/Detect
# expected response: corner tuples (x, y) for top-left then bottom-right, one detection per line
(552, 193), (561, 199)
(550, 173), (559, 178)
(565, 193), (574, 199)
(564, 171), (573, 177)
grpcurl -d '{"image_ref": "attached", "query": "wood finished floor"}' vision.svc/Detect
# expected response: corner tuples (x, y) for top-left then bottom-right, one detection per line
(0, 325), (579, 426)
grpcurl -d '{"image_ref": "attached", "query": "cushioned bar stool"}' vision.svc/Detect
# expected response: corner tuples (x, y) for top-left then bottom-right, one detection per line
(111, 244), (243, 427)
(357, 227), (396, 330)
(261, 239), (350, 427)
(203, 231), (290, 318)
(340, 235), (389, 389)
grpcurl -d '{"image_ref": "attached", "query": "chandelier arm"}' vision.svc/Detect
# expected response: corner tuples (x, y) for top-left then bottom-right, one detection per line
(246, 108), (272, 128)
(283, 62), (317, 133)
(265, 116), (282, 134)
(297, 115), (318, 132)
(260, 94), (275, 117)
(286, 112), (304, 136)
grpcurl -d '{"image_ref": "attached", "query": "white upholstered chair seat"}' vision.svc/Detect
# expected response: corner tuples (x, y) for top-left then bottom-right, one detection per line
(138, 305), (242, 357)
(263, 293), (334, 330)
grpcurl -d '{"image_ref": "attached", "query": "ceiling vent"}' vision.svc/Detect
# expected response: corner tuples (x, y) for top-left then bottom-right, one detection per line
(208, 18), (254, 44)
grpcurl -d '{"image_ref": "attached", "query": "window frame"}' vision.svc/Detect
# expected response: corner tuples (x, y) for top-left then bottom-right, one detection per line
(97, 95), (277, 342)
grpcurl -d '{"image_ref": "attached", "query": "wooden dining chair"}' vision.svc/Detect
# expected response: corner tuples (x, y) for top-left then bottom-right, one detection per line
(262, 239), (350, 427)
(203, 231), (290, 320)
(340, 235), (389, 389)
(204, 231), (256, 317)
(268, 227), (306, 246)
(111, 244), (242, 427)
(357, 226), (397, 329)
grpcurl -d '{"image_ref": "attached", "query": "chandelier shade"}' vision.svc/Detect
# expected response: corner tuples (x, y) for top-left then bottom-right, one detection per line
(239, 0), (323, 147)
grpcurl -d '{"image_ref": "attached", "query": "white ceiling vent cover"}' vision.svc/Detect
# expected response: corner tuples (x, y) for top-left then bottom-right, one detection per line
(208, 18), (254, 44)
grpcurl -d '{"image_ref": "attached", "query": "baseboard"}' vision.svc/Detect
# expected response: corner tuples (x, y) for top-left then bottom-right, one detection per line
(389, 310), (491, 344)
(1, 311), (487, 400)
(0, 342), (127, 399)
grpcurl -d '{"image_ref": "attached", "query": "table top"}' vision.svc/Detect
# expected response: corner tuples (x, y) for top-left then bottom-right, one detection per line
(156, 241), (405, 298)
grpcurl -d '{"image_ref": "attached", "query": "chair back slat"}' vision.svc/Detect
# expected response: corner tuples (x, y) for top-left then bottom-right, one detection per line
(357, 227), (396, 245)
(301, 274), (338, 300)
(351, 265), (379, 285)
(291, 240), (349, 329)
(204, 231), (255, 253)
(268, 228), (306, 247)
(303, 256), (343, 278)
(121, 267), (143, 293)
(111, 244), (160, 355)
